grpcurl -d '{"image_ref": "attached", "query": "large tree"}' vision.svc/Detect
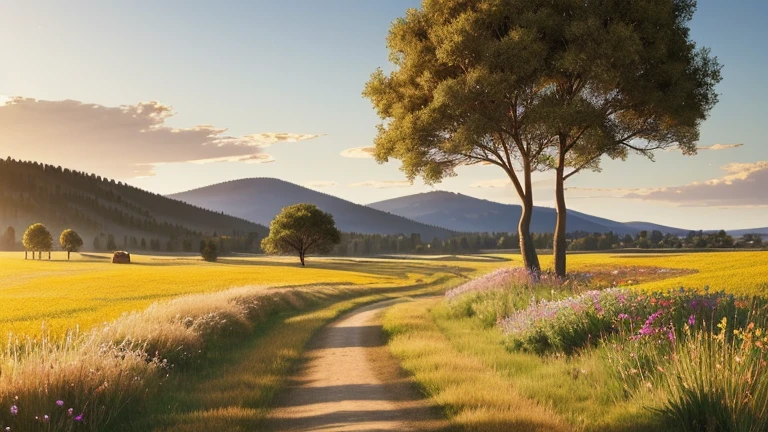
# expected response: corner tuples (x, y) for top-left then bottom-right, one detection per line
(261, 204), (341, 266)
(364, 0), (563, 273)
(364, 0), (720, 276)
(59, 229), (84, 260)
(526, 0), (721, 277)
(22, 223), (53, 260)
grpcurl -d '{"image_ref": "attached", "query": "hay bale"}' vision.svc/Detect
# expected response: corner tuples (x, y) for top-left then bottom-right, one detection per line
(112, 251), (131, 264)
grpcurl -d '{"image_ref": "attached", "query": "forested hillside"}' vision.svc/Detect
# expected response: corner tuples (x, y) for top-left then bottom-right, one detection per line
(0, 158), (268, 252)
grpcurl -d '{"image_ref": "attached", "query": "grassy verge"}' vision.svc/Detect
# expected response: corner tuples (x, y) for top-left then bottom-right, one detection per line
(383, 298), (671, 431)
(137, 280), (459, 431)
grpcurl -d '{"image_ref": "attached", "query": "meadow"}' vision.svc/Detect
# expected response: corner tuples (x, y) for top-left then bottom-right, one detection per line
(384, 250), (768, 431)
(0, 252), (506, 339)
(0, 251), (508, 431)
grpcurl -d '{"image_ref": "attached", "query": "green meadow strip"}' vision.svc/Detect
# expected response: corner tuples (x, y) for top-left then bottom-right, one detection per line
(383, 298), (672, 431)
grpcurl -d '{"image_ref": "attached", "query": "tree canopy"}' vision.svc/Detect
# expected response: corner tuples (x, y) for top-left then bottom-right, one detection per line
(59, 229), (84, 260)
(261, 204), (341, 266)
(22, 223), (53, 259)
(364, 0), (720, 275)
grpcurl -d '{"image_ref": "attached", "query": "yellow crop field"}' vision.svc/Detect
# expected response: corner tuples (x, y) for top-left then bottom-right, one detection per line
(0, 252), (507, 339)
(540, 251), (768, 295)
(1, 250), (765, 340)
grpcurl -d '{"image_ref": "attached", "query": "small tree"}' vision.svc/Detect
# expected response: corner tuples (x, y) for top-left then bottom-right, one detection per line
(59, 229), (83, 260)
(261, 204), (341, 266)
(22, 223), (53, 260)
(2, 226), (15, 251)
(106, 234), (117, 251)
(201, 240), (218, 262)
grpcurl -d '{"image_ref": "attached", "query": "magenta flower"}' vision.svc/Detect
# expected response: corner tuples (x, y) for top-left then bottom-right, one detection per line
(67, 408), (74, 416)
(74, 414), (84, 422)
(688, 314), (696, 326)
(10, 405), (18, 416)
(56, 400), (64, 407)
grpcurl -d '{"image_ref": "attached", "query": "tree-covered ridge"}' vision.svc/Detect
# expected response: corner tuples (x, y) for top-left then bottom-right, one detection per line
(0, 157), (268, 251)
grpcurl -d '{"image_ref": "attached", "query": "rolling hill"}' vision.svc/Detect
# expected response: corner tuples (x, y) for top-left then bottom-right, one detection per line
(168, 178), (456, 239)
(0, 158), (268, 249)
(368, 191), (690, 235)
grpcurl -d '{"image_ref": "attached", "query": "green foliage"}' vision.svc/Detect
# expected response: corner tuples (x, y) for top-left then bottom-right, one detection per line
(261, 204), (341, 266)
(1, 226), (14, 250)
(59, 229), (84, 253)
(22, 223), (53, 252)
(201, 240), (218, 262)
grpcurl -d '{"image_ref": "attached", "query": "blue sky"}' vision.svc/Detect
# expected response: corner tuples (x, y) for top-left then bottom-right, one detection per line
(0, 0), (766, 230)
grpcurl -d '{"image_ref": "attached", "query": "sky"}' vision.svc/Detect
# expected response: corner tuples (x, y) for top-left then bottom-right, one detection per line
(0, 0), (766, 230)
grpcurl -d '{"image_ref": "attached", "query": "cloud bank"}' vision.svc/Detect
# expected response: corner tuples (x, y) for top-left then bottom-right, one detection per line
(340, 146), (375, 159)
(569, 161), (768, 207)
(697, 143), (743, 151)
(0, 97), (324, 178)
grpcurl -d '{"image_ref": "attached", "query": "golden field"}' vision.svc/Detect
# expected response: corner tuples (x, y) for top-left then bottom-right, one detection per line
(1, 250), (766, 340)
(546, 251), (768, 295)
(0, 252), (506, 338)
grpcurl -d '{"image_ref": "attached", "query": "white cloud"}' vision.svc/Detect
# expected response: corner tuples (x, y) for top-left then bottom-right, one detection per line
(0, 97), (324, 178)
(568, 161), (768, 207)
(697, 143), (743, 151)
(340, 146), (375, 159)
(304, 180), (337, 189)
(349, 180), (412, 188)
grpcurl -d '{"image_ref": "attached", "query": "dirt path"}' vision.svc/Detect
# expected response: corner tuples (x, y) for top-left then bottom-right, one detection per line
(267, 298), (448, 431)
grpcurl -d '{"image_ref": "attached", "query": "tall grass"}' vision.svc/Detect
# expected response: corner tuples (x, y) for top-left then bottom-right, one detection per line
(0, 282), (415, 431)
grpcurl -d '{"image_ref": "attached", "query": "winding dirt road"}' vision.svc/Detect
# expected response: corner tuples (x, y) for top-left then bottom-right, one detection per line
(266, 298), (448, 431)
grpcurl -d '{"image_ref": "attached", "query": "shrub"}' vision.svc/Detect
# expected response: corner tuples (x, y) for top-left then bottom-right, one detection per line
(201, 240), (218, 262)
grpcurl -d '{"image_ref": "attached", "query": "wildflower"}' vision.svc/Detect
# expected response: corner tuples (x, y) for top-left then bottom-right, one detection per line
(617, 313), (630, 320)
(68, 408), (73, 416)
(56, 400), (64, 407)
(43, 415), (49, 422)
(688, 315), (696, 326)
(10, 405), (18, 416)
(74, 414), (84, 422)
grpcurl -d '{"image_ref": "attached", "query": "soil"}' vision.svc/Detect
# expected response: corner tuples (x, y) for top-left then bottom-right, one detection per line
(266, 298), (449, 431)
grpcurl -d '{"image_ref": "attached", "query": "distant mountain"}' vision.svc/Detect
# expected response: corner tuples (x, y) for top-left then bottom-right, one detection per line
(168, 178), (455, 239)
(368, 191), (688, 235)
(623, 222), (691, 237)
(728, 227), (768, 237)
(0, 158), (268, 248)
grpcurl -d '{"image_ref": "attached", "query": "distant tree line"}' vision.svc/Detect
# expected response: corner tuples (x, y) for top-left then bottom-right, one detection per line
(0, 157), (267, 250)
(568, 230), (763, 251)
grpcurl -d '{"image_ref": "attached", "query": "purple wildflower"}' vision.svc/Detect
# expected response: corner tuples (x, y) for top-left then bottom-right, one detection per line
(10, 405), (18, 416)
(56, 400), (64, 407)
(67, 408), (73, 416)
(688, 315), (696, 326)
(617, 313), (630, 320)
(74, 414), (84, 422)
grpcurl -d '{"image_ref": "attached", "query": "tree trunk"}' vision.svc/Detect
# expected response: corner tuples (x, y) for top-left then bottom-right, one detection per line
(299, 251), (305, 267)
(518, 170), (541, 275)
(48, 251), (51, 260)
(67, 251), (71, 261)
(25, 250), (27, 260)
(553, 166), (567, 278)
(553, 140), (568, 278)
(38, 251), (41, 260)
